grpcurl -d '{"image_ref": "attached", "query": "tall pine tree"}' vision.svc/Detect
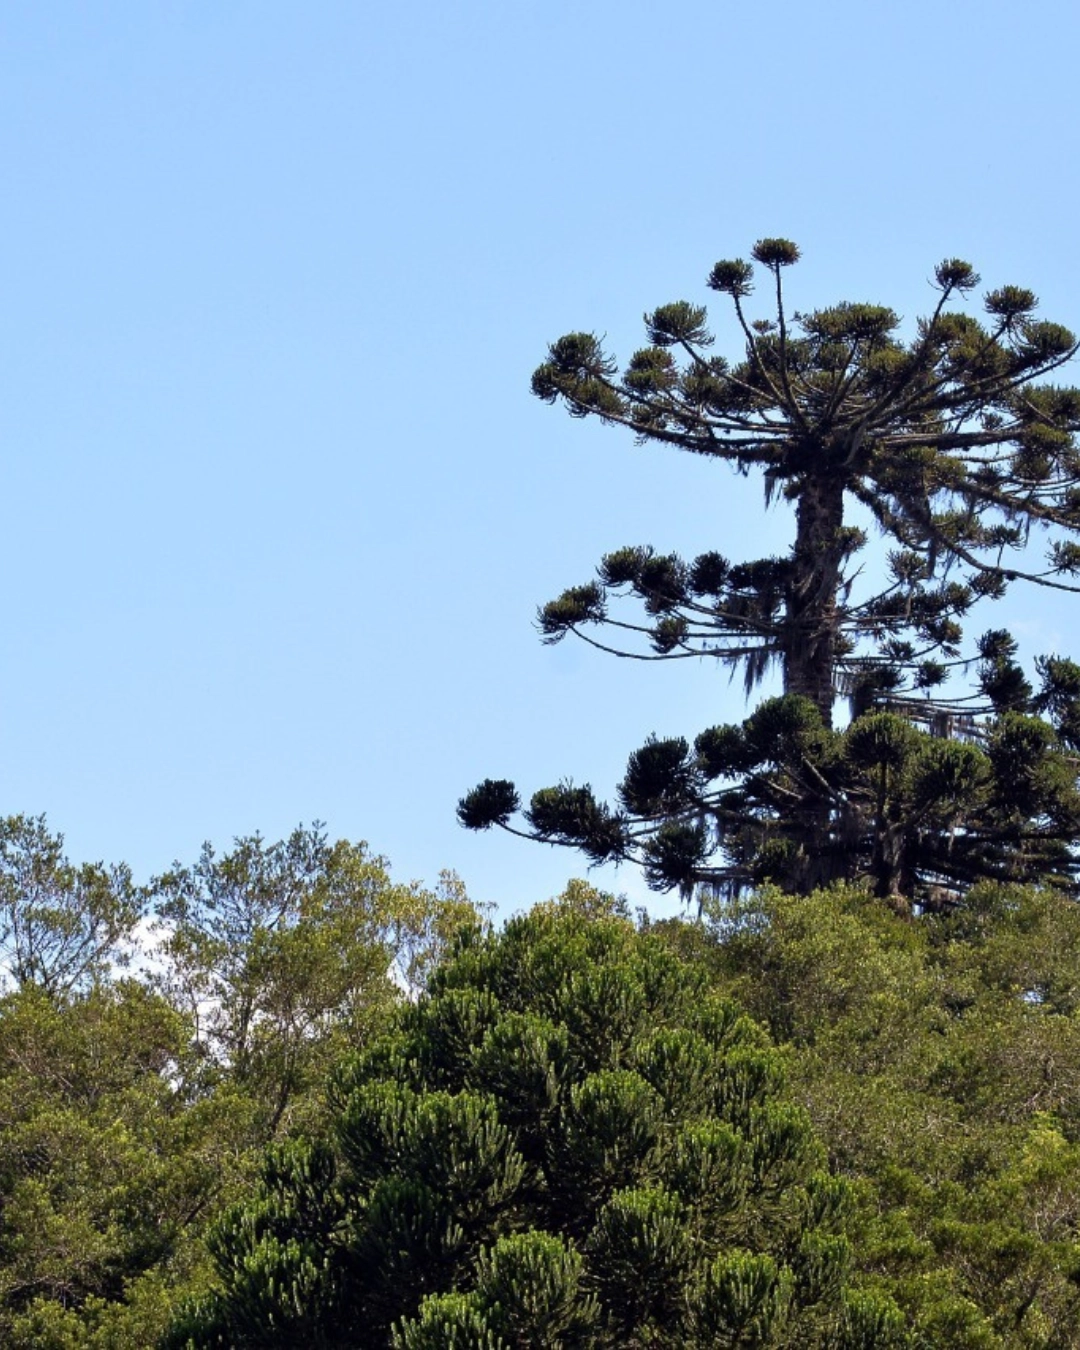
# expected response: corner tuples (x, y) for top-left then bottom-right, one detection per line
(165, 902), (875, 1348)
(461, 242), (1080, 906)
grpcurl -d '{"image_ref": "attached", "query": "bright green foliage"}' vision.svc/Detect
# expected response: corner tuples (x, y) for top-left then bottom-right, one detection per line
(0, 814), (143, 992)
(391, 1290), (504, 1349)
(689, 1249), (793, 1347)
(461, 244), (1080, 904)
(697, 881), (1080, 1346)
(395, 1232), (599, 1349)
(0, 820), (479, 1347)
(0, 980), (252, 1348)
(6, 815), (1080, 1348)
(150, 825), (477, 1133)
(167, 904), (863, 1347)
(840, 1290), (909, 1350)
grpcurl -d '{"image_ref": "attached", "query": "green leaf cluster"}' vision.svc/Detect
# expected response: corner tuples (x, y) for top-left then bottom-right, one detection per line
(698, 881), (1080, 1345)
(0, 817), (479, 1347)
(168, 903), (871, 1347)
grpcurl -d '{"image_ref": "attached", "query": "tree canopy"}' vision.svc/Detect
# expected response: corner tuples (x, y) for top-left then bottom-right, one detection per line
(4, 816), (1080, 1344)
(700, 880), (1080, 1345)
(0, 815), (142, 994)
(165, 900), (888, 1348)
(460, 242), (1080, 905)
(151, 824), (476, 1133)
(0, 818), (477, 1348)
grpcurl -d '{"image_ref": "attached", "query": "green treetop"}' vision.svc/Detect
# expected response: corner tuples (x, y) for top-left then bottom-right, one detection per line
(165, 900), (891, 1348)
(461, 243), (1080, 905)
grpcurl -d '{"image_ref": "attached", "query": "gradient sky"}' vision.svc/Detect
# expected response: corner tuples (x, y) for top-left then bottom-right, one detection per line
(3, 1), (1079, 915)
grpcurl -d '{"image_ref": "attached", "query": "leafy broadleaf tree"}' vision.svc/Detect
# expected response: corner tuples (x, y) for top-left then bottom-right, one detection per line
(0, 815), (142, 994)
(151, 825), (477, 1135)
(701, 879), (1080, 1344)
(0, 978), (250, 1349)
(460, 243), (1080, 903)
(165, 901), (895, 1348)
(0, 820), (479, 1347)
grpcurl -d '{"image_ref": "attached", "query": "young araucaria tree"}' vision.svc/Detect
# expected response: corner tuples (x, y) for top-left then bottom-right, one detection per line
(461, 241), (1080, 907)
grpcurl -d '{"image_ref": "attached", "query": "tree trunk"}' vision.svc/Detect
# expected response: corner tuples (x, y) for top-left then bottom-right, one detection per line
(779, 467), (848, 892)
(784, 469), (846, 727)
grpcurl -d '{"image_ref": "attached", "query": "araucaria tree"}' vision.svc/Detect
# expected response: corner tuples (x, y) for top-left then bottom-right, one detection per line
(165, 904), (881, 1348)
(460, 242), (1080, 905)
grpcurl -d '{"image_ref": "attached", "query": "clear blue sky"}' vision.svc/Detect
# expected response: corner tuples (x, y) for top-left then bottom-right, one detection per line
(3, 1), (1079, 914)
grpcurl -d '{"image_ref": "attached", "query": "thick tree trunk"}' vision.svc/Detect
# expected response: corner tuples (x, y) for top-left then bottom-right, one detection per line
(779, 467), (849, 892)
(783, 469), (847, 727)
